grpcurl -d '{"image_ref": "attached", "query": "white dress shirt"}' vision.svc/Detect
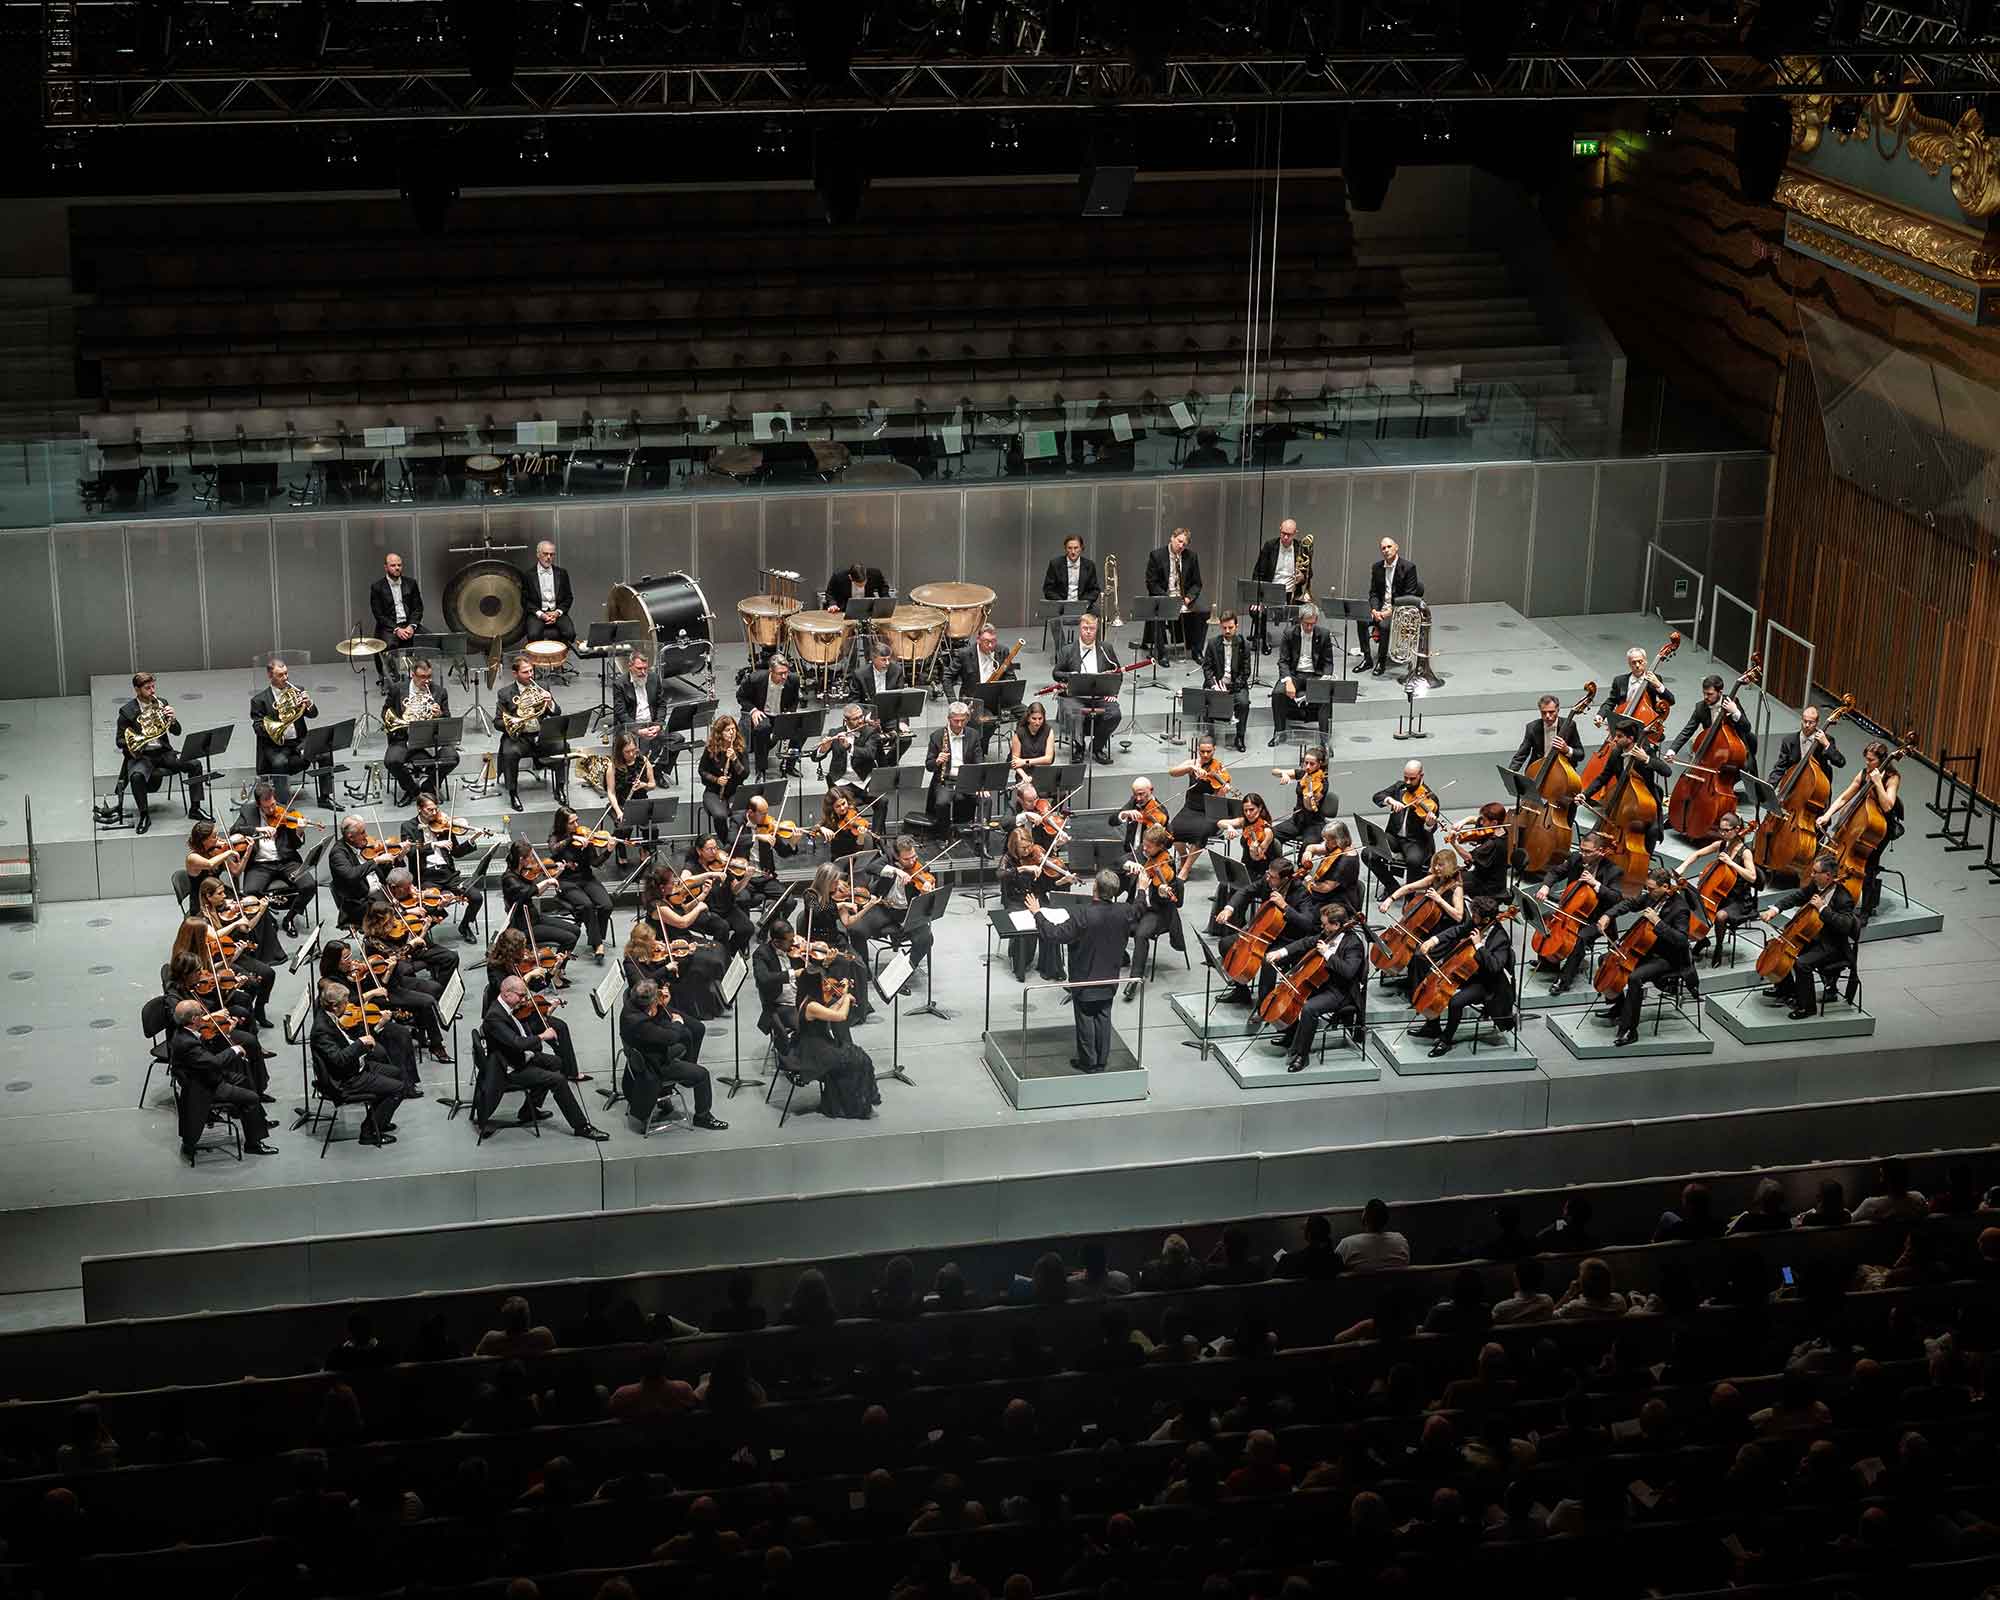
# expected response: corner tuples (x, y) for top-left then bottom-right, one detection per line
(1064, 558), (1083, 601)
(387, 578), (407, 625)
(630, 677), (651, 724)
(537, 565), (558, 608)
(1273, 546), (1295, 587)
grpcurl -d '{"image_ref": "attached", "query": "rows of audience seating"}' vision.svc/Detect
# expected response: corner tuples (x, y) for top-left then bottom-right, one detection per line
(4, 1151), (2000, 1598)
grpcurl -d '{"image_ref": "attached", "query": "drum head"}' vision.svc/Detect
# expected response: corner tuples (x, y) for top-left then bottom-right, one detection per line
(446, 559), (531, 645)
(610, 573), (714, 644)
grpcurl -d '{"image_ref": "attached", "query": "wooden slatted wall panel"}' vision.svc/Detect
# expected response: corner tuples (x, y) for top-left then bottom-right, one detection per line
(1763, 354), (1998, 774)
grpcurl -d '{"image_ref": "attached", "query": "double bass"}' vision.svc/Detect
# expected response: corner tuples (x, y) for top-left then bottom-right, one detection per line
(1824, 729), (1917, 901)
(1752, 695), (1855, 878)
(1577, 630), (1682, 792)
(1412, 907), (1519, 1019)
(1597, 745), (1661, 897)
(1665, 655), (1763, 842)
(1509, 681), (1596, 874)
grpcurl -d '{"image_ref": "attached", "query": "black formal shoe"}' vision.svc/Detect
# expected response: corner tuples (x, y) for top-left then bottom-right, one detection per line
(247, 1141), (280, 1155)
(257, 1093), (277, 1105)
(135, 813), (152, 836)
(429, 1046), (452, 1065)
(1788, 1004), (1817, 1021)
(281, 916), (299, 938)
(1093, 748), (1114, 766)
(257, 1046), (277, 1060)
(1286, 1055), (1307, 1073)
(359, 1131), (396, 1146)
(1372, 665), (1387, 677)
(519, 1106), (555, 1122)
(573, 1124), (611, 1141)
(1547, 979), (1572, 996)
(508, 793), (524, 812)
(459, 925), (477, 944)
(692, 1113), (728, 1130)
(1411, 1020), (1442, 1039)
(1218, 985), (1253, 1007)
(1121, 978), (1139, 1002)
(1232, 734), (1247, 753)
(401, 1084), (423, 1099)
(1613, 1029), (1638, 1049)
(254, 1011), (276, 1029)
(182, 1148), (198, 1166)
(188, 806), (213, 824)
(1761, 986), (1788, 1001)
(1267, 731), (1285, 748)
(1427, 1041), (1453, 1058)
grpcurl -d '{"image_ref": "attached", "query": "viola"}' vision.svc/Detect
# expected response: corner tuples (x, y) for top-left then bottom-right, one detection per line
(1666, 656), (1763, 841)
(1444, 824), (1507, 846)
(1299, 769), (1326, 811)
(1509, 681), (1596, 874)
(1241, 818), (1275, 859)
(1308, 844), (1348, 886)
(666, 870), (721, 909)
(905, 861), (937, 895)
(1577, 630), (1682, 791)
(518, 852), (564, 882)
(511, 944), (568, 982)
(1754, 888), (1832, 982)
(1220, 892), (1291, 986)
(1413, 907), (1520, 1018)
(1530, 863), (1606, 965)
(1752, 695), (1856, 879)
(829, 800), (872, 840)
(1370, 892), (1446, 975)
(1194, 752), (1232, 793)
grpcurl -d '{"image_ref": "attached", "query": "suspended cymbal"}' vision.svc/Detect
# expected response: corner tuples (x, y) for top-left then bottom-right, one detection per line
(337, 636), (388, 659)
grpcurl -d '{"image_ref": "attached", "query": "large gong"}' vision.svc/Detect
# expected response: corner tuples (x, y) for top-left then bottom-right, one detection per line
(445, 560), (531, 646)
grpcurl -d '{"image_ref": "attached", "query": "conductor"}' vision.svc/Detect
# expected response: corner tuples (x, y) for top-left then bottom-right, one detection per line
(1025, 870), (1139, 1075)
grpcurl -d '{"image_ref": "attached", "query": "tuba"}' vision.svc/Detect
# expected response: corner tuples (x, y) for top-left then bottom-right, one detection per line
(1387, 601), (1428, 666)
(1102, 553), (1122, 629)
(1292, 532), (1313, 603)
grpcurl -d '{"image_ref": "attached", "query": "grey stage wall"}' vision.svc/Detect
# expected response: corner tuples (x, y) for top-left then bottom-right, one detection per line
(2, 452), (1771, 699)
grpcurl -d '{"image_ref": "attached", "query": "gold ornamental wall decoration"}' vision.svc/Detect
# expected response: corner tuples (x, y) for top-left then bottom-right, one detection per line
(1775, 172), (2000, 283)
(1789, 92), (2000, 221)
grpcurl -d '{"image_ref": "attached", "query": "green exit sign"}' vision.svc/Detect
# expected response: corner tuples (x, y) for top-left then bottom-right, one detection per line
(1572, 136), (1603, 157)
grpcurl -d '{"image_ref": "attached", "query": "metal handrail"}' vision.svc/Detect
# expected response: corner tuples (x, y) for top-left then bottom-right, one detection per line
(1641, 540), (1705, 635)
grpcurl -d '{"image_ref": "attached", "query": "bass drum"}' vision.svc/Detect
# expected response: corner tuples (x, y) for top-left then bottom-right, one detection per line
(607, 572), (715, 645)
(445, 560), (531, 647)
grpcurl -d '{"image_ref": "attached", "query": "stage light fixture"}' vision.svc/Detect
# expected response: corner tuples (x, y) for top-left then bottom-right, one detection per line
(988, 115), (1021, 153)
(323, 128), (360, 167)
(1646, 98), (1680, 139)
(1830, 99), (1861, 136)
(1734, 96), (1791, 203)
(46, 132), (85, 177)
(1209, 112), (1239, 147)
(754, 117), (792, 157)
(519, 123), (551, 165)
(1419, 108), (1454, 148)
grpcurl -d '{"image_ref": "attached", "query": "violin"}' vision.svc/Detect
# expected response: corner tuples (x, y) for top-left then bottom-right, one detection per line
(394, 884), (462, 921)
(1577, 630), (1682, 791)
(753, 815), (806, 843)
(189, 1007), (238, 1041)
(359, 834), (410, 864)
(512, 945), (568, 980)
(518, 850), (565, 882)
(1142, 852), (1177, 892)
(1191, 745), (1232, 793)
(828, 799), (872, 840)
(1220, 892), (1291, 986)
(1509, 681), (1596, 874)
(569, 826), (616, 852)
(1240, 817), (1275, 859)
(904, 861), (937, 896)
(1308, 843), (1348, 886)
(666, 869), (722, 909)
(511, 990), (563, 1024)
(1666, 656), (1763, 841)
(188, 965), (246, 998)
(335, 999), (410, 1032)
(1300, 768), (1326, 810)
(1444, 823), (1506, 846)
(1753, 696), (1857, 878)
(428, 815), (499, 842)
(1413, 908), (1520, 1018)
(262, 806), (328, 833)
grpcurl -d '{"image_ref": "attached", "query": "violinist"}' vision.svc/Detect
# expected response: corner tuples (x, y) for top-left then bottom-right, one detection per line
(797, 964), (882, 1121)
(1264, 903), (1368, 1072)
(1450, 802), (1512, 899)
(1379, 849), (1467, 962)
(1409, 896), (1514, 1057)
(1001, 818), (1070, 983)
(620, 978), (727, 1131)
(798, 864), (876, 1020)
(1214, 859), (1316, 1003)
(1758, 854), (1859, 1019)
(1820, 739), (1902, 918)
(925, 700), (989, 826)
(1680, 813), (1760, 965)
(1201, 608), (1252, 753)
(183, 817), (251, 903)
(329, 815), (393, 928)
(382, 867), (463, 987)
(1540, 830), (1620, 997)
(1511, 693), (1584, 773)
(1769, 704), (1845, 792)
(166, 949), (264, 1057)
(817, 785), (876, 862)
(482, 927), (585, 1082)
(1215, 792), (1282, 880)
(1272, 747), (1331, 845)
(847, 833), (937, 976)
(1117, 777), (1169, 868)
(814, 702), (886, 787)
(319, 940), (423, 1088)
(169, 998), (277, 1161)
(677, 838), (757, 950)
(403, 792), (483, 944)
(234, 784), (314, 934)
(499, 837), (581, 960)
(1594, 865), (1698, 1049)
(636, 873), (728, 1011)
(1166, 733), (1231, 859)
(1581, 723), (1671, 853)
(699, 716), (750, 833)
(309, 979), (412, 1146)
(1601, 644), (1674, 728)
(479, 976), (608, 1141)
(744, 793), (800, 879)
(185, 879), (277, 1024)
(1367, 760), (1439, 893)
(1122, 822), (1183, 999)
(753, 920), (806, 1060)
(1669, 674), (1757, 769)
(1009, 699), (1058, 781)
(1269, 604), (1335, 746)
(548, 806), (613, 960)
(197, 863), (286, 968)
(605, 731), (657, 868)
(1303, 820), (1364, 918)
(359, 900), (452, 1061)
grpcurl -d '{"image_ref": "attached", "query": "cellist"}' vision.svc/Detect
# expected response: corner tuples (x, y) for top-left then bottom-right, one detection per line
(1820, 739), (1903, 919)
(1679, 813), (1760, 966)
(1538, 829), (1619, 995)
(1302, 820), (1364, 918)
(1409, 895), (1515, 1058)
(1262, 902), (1368, 1073)
(1758, 854), (1859, 1019)
(1593, 865), (1698, 1050)
(1378, 849), (1467, 972)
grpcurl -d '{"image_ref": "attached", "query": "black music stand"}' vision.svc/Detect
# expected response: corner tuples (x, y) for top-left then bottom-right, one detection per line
(399, 715), (464, 801)
(1177, 687), (1239, 744)
(767, 709), (827, 795)
(954, 759), (1012, 888)
(1037, 597), (1089, 651)
(1060, 671), (1120, 761)
(1202, 793), (1245, 826)
(843, 596), (896, 622)
(588, 618), (650, 718)
(662, 696), (716, 813)
(1068, 838), (1130, 876)
(1304, 676), (1360, 746)
(182, 724), (234, 790)
(1327, 598), (1373, 681)
(1126, 595), (1183, 681)
(1235, 578), (1286, 669)
(873, 688), (925, 752)
(967, 678), (1025, 735)
(896, 884), (952, 1027)
(1739, 772), (1778, 828)
(1042, 761), (1089, 815)
(866, 763), (929, 830)
(298, 718), (354, 810)
(1209, 848), (1252, 898)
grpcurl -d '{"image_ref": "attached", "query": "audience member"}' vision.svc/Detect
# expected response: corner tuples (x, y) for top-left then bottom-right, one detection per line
(1653, 1182), (1724, 1241)
(1727, 1177), (1792, 1233)
(608, 1342), (698, 1420)
(1138, 1233), (1203, 1291)
(1554, 1257), (1627, 1319)
(1492, 1256), (1554, 1324)
(324, 1309), (396, 1372)
(1422, 1267), (1492, 1337)
(1852, 1158), (1928, 1223)
(1067, 1241), (1133, 1299)
(1336, 1199), (1411, 1272)
(780, 1268), (838, 1329)
(474, 1295), (556, 1359)
(708, 1270), (767, 1332)
(1794, 1179), (1853, 1228)
(1274, 1214), (1341, 1279)
(1205, 1225), (1271, 1284)
(1536, 1193), (1599, 1254)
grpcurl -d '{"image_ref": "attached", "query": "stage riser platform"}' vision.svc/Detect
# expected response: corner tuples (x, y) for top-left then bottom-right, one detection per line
(1547, 1009), (1715, 1059)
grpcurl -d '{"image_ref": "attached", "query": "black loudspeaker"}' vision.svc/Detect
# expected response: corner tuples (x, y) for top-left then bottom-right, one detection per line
(1079, 162), (1136, 218)
(1734, 98), (1791, 205)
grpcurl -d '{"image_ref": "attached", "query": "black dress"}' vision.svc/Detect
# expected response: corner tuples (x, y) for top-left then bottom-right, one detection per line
(698, 748), (748, 834)
(797, 1011), (879, 1120)
(1012, 722), (1053, 772)
(1170, 772), (1221, 846)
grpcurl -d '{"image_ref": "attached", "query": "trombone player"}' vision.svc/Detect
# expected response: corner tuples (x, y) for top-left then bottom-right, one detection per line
(250, 655), (332, 810)
(1248, 518), (1311, 654)
(116, 670), (210, 834)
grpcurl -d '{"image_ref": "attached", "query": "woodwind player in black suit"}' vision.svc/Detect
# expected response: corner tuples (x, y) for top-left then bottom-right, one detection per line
(1269, 604), (1335, 746)
(1053, 612), (1123, 765)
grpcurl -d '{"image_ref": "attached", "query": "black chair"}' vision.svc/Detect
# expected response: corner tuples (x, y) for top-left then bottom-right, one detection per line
(764, 1047), (815, 1128)
(305, 1029), (384, 1158)
(469, 1031), (544, 1143)
(137, 993), (174, 1109)
(170, 869), (195, 916)
(150, 992), (246, 1163)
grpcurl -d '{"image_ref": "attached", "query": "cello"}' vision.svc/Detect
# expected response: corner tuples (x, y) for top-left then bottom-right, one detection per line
(1529, 837), (1613, 967)
(1596, 743), (1661, 897)
(1257, 939), (1335, 1027)
(1666, 655), (1763, 841)
(1754, 885), (1832, 984)
(1412, 907), (1519, 1019)
(1220, 890), (1293, 986)
(1752, 695), (1855, 879)
(1509, 681), (1596, 875)
(1577, 630), (1682, 792)
(1369, 892), (1447, 976)
(1824, 729), (1917, 901)
(1592, 880), (1687, 999)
